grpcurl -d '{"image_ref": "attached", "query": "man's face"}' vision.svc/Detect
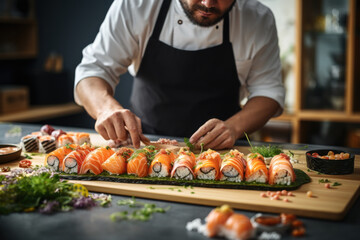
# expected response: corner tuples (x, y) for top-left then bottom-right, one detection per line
(179, 0), (236, 27)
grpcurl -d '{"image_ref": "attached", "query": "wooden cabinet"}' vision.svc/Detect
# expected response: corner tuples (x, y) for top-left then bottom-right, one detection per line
(0, 0), (37, 59)
(267, 0), (360, 147)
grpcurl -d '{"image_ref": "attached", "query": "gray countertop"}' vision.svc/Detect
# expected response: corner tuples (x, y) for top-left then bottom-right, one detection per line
(0, 122), (360, 240)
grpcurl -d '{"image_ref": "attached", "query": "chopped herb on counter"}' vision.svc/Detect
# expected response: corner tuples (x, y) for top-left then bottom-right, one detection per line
(23, 153), (33, 159)
(319, 179), (331, 183)
(111, 197), (169, 222)
(332, 182), (342, 187)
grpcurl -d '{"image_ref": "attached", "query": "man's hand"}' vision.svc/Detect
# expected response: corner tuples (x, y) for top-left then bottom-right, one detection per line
(95, 108), (149, 149)
(189, 118), (237, 150)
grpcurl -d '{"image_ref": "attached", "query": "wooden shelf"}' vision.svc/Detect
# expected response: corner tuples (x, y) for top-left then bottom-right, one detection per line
(0, 103), (84, 122)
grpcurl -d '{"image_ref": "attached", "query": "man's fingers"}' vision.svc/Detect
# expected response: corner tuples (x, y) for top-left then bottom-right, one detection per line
(122, 110), (141, 148)
(190, 119), (218, 144)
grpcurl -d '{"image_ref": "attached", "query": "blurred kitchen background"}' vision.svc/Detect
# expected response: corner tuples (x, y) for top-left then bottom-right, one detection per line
(0, 0), (359, 148)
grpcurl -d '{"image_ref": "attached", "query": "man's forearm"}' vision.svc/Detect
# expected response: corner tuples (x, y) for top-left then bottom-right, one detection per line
(225, 96), (281, 139)
(76, 77), (124, 120)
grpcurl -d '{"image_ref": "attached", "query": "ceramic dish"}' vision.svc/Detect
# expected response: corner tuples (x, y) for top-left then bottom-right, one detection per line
(0, 144), (22, 164)
(306, 149), (354, 175)
(250, 213), (289, 234)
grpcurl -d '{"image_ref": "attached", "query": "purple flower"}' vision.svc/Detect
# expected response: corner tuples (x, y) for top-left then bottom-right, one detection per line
(72, 196), (96, 209)
(39, 200), (60, 214)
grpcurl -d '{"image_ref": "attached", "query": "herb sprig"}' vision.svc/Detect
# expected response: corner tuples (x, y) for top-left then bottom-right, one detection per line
(244, 132), (283, 158)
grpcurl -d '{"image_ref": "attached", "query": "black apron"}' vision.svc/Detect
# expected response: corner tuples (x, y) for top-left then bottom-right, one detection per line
(130, 0), (241, 137)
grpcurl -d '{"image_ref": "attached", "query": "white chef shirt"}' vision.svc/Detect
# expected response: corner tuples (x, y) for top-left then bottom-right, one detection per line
(75, 0), (285, 116)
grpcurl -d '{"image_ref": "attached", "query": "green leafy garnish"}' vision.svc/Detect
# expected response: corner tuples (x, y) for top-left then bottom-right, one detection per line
(23, 153), (33, 159)
(200, 143), (204, 154)
(332, 182), (342, 186)
(244, 132), (283, 157)
(319, 179), (331, 183)
(184, 138), (195, 152)
(0, 172), (75, 214)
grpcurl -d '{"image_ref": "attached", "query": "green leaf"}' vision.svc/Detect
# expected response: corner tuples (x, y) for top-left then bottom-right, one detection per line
(184, 138), (194, 152)
(332, 182), (342, 186)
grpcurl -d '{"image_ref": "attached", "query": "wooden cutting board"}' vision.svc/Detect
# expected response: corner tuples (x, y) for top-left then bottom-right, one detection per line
(1, 133), (359, 220)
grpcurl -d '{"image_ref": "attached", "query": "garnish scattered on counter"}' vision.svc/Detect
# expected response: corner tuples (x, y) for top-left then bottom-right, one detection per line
(5, 126), (22, 138)
(23, 153), (33, 159)
(148, 185), (195, 194)
(0, 167), (111, 214)
(319, 179), (331, 183)
(332, 182), (342, 187)
(111, 196), (169, 222)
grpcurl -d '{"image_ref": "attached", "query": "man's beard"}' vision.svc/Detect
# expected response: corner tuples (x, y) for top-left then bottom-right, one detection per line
(179, 0), (235, 27)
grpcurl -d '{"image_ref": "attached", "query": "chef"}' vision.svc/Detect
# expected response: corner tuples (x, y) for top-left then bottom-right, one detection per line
(74, 0), (285, 149)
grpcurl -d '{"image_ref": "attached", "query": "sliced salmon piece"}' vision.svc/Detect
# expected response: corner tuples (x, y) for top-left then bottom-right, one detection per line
(79, 147), (114, 175)
(101, 147), (134, 175)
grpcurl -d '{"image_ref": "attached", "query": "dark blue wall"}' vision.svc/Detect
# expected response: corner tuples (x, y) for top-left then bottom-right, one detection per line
(35, 0), (133, 108)
(26, 0), (134, 128)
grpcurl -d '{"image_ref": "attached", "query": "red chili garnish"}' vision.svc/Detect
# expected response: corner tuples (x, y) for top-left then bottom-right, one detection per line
(19, 159), (32, 168)
(1, 166), (11, 172)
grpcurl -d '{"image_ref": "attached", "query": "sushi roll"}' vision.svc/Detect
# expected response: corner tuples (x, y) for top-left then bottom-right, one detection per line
(75, 132), (91, 145)
(45, 144), (77, 171)
(269, 153), (296, 185)
(245, 153), (268, 183)
(102, 147), (134, 175)
(205, 205), (234, 238)
(39, 136), (56, 153)
(79, 146), (115, 175)
(221, 213), (254, 240)
(57, 134), (75, 148)
(194, 149), (222, 180)
(148, 149), (176, 177)
(20, 135), (39, 152)
(40, 124), (55, 135)
(127, 148), (153, 177)
(170, 148), (196, 180)
(62, 144), (94, 174)
(220, 150), (246, 182)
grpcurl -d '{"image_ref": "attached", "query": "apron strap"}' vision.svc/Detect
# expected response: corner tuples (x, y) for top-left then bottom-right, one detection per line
(223, 12), (230, 43)
(151, 0), (171, 40)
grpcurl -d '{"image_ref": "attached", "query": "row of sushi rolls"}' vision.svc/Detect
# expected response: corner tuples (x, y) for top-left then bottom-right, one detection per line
(20, 124), (296, 185)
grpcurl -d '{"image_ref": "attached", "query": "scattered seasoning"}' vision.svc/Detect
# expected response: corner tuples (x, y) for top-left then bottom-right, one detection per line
(319, 179), (331, 183)
(332, 182), (342, 187)
(191, 192), (195, 194)
(1, 166), (11, 172)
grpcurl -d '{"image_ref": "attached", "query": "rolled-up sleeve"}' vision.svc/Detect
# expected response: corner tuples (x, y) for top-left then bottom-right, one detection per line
(74, 0), (139, 105)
